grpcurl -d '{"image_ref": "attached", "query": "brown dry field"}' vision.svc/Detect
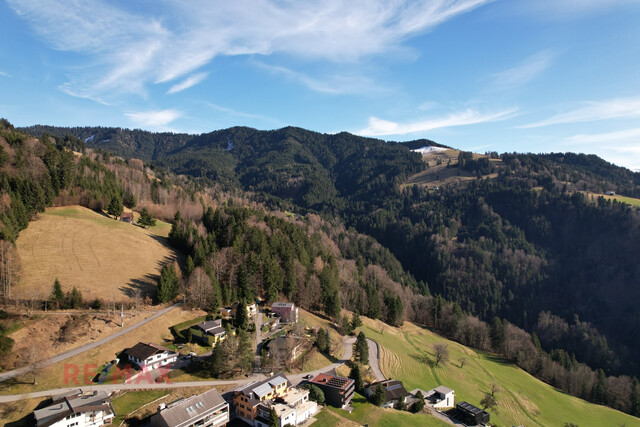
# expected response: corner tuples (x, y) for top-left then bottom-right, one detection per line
(1, 306), (206, 395)
(3, 310), (154, 371)
(14, 206), (176, 302)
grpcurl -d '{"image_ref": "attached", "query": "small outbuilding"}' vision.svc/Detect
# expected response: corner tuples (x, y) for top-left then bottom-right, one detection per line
(120, 212), (134, 223)
(456, 401), (490, 425)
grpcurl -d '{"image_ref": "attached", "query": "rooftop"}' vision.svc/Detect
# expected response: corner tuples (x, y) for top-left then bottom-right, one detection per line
(433, 385), (454, 395)
(123, 342), (174, 361)
(151, 388), (226, 427)
(271, 302), (295, 308)
(310, 373), (354, 390)
(457, 401), (486, 416)
(34, 391), (112, 427)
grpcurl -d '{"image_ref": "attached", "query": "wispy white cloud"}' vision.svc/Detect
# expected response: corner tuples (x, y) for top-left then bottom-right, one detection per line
(565, 128), (640, 145)
(252, 61), (391, 95)
(0, 71), (11, 78)
(7, 0), (491, 101)
(358, 108), (517, 136)
(489, 50), (553, 90)
(167, 73), (208, 94)
(203, 102), (281, 126)
(521, 97), (640, 128)
(125, 109), (181, 129)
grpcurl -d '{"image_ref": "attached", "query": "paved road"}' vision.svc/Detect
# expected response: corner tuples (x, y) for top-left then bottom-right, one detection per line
(0, 302), (183, 383)
(366, 338), (386, 381)
(0, 334), (359, 403)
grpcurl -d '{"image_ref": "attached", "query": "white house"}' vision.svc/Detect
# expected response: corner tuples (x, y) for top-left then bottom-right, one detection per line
(122, 342), (177, 370)
(34, 390), (115, 427)
(412, 385), (455, 409)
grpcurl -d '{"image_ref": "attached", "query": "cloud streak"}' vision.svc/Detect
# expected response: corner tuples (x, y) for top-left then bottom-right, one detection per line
(125, 109), (181, 128)
(7, 0), (491, 101)
(565, 127), (640, 145)
(521, 97), (640, 128)
(489, 50), (553, 89)
(167, 73), (208, 94)
(0, 71), (11, 78)
(358, 108), (517, 136)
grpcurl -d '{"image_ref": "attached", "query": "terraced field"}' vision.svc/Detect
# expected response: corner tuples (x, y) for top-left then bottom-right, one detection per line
(359, 318), (640, 427)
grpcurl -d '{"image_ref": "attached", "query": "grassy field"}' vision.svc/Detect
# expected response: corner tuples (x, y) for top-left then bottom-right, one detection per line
(111, 389), (169, 425)
(0, 306), (206, 395)
(14, 205), (176, 302)
(0, 397), (42, 426)
(583, 191), (640, 207)
(359, 317), (640, 427)
(326, 392), (449, 427)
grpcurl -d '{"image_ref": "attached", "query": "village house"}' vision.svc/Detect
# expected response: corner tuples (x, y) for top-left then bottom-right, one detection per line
(120, 212), (134, 223)
(190, 319), (226, 346)
(266, 335), (308, 368)
(270, 302), (298, 323)
(232, 301), (257, 317)
(232, 373), (291, 425)
(363, 379), (410, 409)
(411, 385), (455, 409)
(254, 388), (317, 427)
(33, 390), (115, 427)
(121, 342), (177, 371)
(218, 306), (233, 318)
(308, 372), (355, 408)
(150, 388), (229, 427)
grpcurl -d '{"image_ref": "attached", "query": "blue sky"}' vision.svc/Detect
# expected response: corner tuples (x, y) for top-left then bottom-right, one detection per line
(1, 1), (640, 170)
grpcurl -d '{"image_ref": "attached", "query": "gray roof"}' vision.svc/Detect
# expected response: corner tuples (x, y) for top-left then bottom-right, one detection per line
(271, 302), (295, 308)
(434, 385), (454, 395)
(367, 380), (409, 403)
(193, 320), (225, 336)
(237, 372), (290, 403)
(151, 388), (227, 427)
(34, 391), (113, 427)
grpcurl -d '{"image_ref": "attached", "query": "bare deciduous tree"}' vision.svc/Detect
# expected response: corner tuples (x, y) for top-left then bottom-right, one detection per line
(0, 240), (21, 303)
(433, 342), (449, 367)
(459, 357), (467, 369)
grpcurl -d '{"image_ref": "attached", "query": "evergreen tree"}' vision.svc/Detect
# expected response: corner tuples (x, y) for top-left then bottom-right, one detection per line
(157, 264), (178, 303)
(397, 395), (406, 411)
(138, 207), (156, 228)
(355, 331), (369, 365)
(106, 195), (123, 219)
(122, 190), (136, 208)
(186, 327), (193, 343)
(631, 377), (640, 416)
(349, 363), (363, 392)
(269, 408), (278, 427)
(50, 278), (64, 309)
(236, 329), (254, 373)
(412, 391), (425, 413)
(372, 383), (386, 406)
(69, 287), (82, 309)
(351, 310), (363, 330)
(208, 342), (224, 377)
(300, 384), (325, 404)
(235, 299), (249, 330)
(592, 368), (607, 404)
(185, 255), (195, 276)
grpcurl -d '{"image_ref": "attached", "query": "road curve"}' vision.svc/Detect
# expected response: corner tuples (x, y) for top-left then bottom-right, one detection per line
(366, 338), (386, 382)
(0, 303), (183, 383)
(0, 324), (389, 403)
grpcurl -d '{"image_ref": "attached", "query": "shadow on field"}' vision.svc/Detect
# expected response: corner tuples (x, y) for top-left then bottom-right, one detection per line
(120, 274), (158, 299)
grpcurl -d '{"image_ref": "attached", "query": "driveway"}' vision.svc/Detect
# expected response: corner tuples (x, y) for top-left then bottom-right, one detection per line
(366, 338), (385, 382)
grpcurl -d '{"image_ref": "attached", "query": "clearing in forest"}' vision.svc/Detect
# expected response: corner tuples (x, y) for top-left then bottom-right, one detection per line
(14, 205), (176, 302)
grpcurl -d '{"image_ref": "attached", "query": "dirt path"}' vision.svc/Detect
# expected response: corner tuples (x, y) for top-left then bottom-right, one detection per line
(0, 303), (183, 383)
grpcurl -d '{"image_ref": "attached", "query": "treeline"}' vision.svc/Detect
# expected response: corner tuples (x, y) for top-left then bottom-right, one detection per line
(412, 296), (640, 416)
(163, 205), (407, 327)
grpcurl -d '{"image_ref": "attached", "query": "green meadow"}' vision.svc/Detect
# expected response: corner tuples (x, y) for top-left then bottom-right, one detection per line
(360, 320), (640, 427)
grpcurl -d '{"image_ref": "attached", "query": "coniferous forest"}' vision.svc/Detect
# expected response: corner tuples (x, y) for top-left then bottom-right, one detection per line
(3, 121), (639, 415)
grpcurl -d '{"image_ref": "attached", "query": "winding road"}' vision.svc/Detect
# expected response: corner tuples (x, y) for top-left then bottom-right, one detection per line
(0, 303), (184, 384)
(0, 333), (386, 404)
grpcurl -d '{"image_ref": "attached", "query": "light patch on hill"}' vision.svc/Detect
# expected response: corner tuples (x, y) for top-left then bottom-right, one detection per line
(14, 205), (177, 302)
(411, 145), (449, 155)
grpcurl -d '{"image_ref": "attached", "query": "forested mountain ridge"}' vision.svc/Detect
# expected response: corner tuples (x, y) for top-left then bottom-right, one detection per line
(7, 120), (640, 416)
(23, 124), (640, 379)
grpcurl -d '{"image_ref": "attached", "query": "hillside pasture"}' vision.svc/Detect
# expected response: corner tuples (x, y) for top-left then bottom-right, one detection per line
(359, 318), (640, 427)
(14, 206), (176, 302)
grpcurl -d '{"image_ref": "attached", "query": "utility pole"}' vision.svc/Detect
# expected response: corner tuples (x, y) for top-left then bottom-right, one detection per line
(120, 306), (124, 327)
